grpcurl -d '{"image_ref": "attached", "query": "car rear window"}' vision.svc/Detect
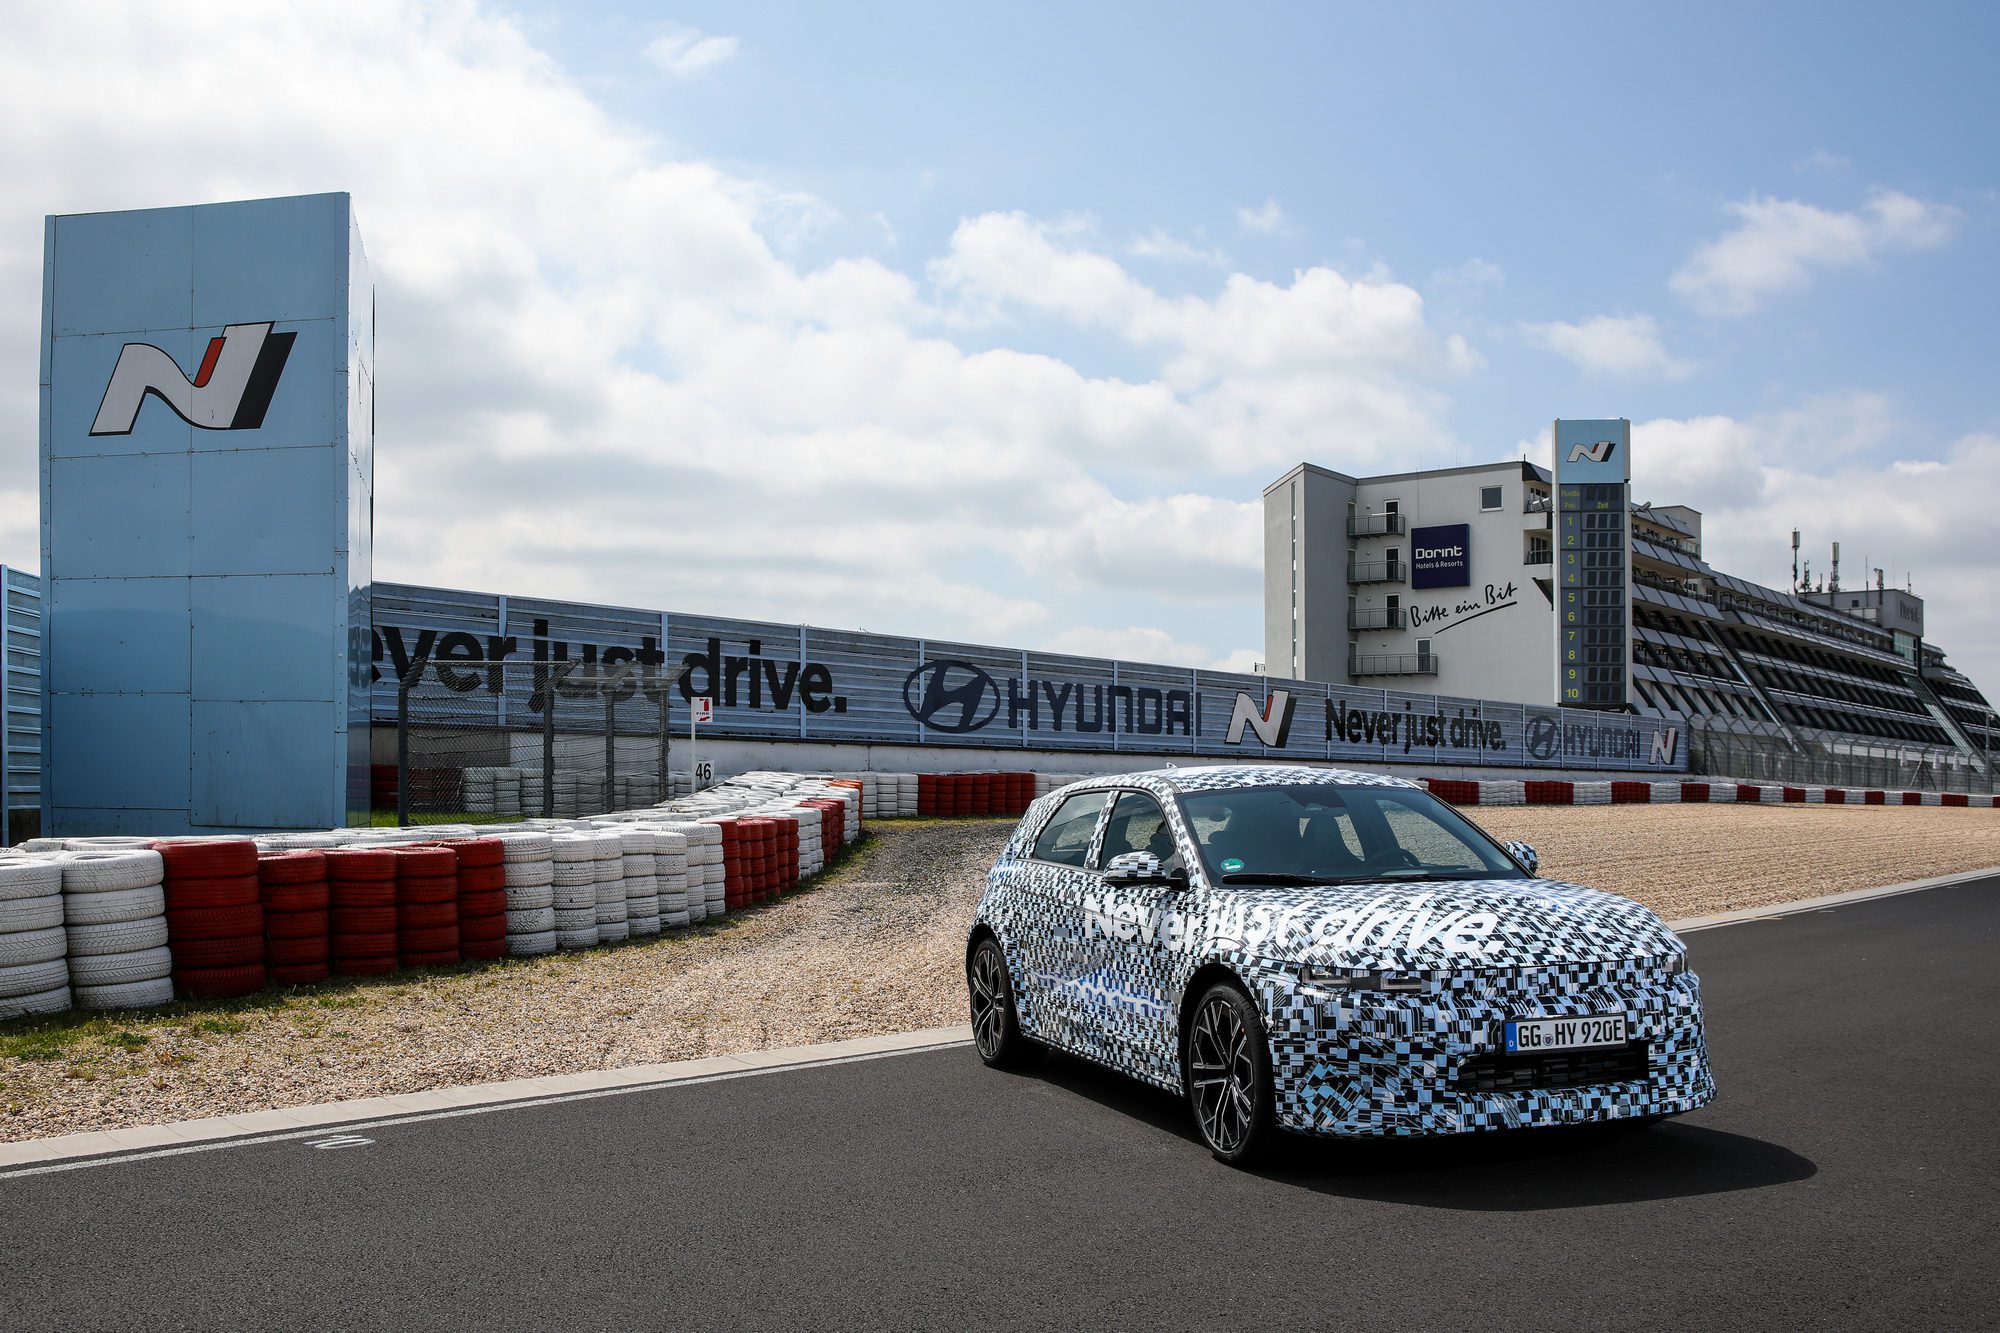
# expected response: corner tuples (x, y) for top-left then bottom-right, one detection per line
(1030, 791), (1110, 867)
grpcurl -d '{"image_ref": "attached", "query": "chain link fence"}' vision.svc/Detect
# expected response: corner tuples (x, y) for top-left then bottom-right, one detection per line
(1687, 716), (1996, 795)
(380, 660), (697, 825)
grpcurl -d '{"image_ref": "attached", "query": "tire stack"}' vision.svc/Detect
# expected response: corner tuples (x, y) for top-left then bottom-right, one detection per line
(326, 849), (399, 977)
(713, 819), (749, 910)
(0, 856), (71, 1018)
(651, 823), (710, 924)
(392, 847), (460, 969)
(55, 850), (172, 1011)
(654, 831), (690, 928)
(691, 823), (725, 919)
(549, 834), (600, 950)
(592, 832), (629, 943)
(258, 851), (330, 986)
(619, 830), (661, 938)
(496, 832), (556, 956)
(445, 839), (508, 962)
(774, 816), (800, 895)
(159, 841), (266, 1000)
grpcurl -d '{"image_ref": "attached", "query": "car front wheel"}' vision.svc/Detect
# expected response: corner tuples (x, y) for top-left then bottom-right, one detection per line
(967, 936), (1041, 1068)
(1185, 982), (1277, 1165)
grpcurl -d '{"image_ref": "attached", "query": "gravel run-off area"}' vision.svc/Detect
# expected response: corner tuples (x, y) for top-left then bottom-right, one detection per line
(3, 803), (1997, 1142)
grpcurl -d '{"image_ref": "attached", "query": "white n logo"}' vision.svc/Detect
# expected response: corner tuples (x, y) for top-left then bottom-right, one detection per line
(1226, 690), (1295, 747)
(1565, 440), (1617, 464)
(90, 322), (295, 436)
(1650, 727), (1679, 766)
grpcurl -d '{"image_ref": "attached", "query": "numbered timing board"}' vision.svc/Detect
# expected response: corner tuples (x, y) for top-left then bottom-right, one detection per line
(1556, 482), (1629, 707)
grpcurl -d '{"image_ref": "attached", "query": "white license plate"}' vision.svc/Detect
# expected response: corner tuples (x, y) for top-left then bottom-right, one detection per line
(1503, 1014), (1626, 1053)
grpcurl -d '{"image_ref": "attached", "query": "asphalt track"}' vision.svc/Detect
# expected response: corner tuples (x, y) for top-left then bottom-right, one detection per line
(2, 877), (1994, 1332)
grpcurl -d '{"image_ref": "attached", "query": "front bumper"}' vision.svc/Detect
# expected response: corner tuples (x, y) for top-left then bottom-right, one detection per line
(1261, 961), (1715, 1138)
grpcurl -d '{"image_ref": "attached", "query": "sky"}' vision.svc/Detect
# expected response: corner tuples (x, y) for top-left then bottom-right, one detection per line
(3, 1), (1996, 689)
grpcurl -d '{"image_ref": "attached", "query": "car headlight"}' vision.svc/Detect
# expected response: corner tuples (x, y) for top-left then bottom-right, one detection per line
(1298, 964), (1358, 988)
(1298, 965), (1425, 992)
(1666, 952), (1689, 975)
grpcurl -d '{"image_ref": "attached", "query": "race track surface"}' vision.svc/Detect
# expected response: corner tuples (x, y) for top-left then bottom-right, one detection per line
(3, 877), (1994, 1331)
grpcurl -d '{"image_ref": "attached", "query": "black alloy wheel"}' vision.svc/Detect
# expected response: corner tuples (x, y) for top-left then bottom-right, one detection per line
(968, 936), (1040, 1068)
(1186, 982), (1277, 1165)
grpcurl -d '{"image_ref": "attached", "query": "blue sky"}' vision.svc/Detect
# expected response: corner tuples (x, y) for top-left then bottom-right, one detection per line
(2, 1), (1995, 688)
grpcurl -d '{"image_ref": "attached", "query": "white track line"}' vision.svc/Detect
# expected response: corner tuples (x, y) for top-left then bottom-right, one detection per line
(4, 865), (1993, 1177)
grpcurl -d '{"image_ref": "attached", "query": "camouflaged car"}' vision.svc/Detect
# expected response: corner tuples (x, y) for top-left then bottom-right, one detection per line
(965, 765), (1714, 1163)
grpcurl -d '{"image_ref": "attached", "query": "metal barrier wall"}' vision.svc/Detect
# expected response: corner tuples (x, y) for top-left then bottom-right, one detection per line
(1687, 716), (1996, 796)
(0, 567), (41, 844)
(371, 582), (1686, 794)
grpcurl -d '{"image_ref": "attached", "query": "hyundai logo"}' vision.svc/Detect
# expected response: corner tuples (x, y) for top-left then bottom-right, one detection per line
(1526, 715), (1560, 760)
(904, 660), (1001, 733)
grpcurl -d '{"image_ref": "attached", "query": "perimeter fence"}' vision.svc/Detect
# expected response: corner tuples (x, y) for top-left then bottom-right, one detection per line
(1687, 717), (1996, 796)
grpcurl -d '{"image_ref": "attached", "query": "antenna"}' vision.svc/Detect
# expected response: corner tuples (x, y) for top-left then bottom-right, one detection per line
(1830, 541), (1841, 594)
(1791, 529), (1801, 593)
(1875, 567), (1885, 592)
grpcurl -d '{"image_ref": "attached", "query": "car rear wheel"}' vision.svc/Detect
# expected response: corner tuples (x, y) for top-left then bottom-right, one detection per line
(967, 936), (1042, 1068)
(1186, 982), (1276, 1165)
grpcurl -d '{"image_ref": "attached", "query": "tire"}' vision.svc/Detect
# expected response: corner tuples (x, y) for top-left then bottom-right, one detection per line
(323, 850), (398, 882)
(66, 916), (170, 957)
(0, 984), (71, 1019)
(268, 935), (330, 966)
(69, 946), (174, 987)
(265, 881), (330, 912)
(460, 937), (506, 962)
(166, 904), (264, 941)
(157, 841), (259, 878)
(333, 956), (397, 978)
(396, 877), (457, 906)
(176, 963), (266, 999)
(459, 888), (506, 917)
(505, 906), (556, 935)
(555, 927), (599, 951)
(256, 851), (327, 884)
(59, 850), (164, 893)
(74, 977), (174, 1011)
(458, 866), (506, 893)
(0, 926), (68, 967)
(1, 894), (65, 933)
(1184, 982), (1278, 1166)
(396, 902), (457, 930)
(967, 936), (1042, 1070)
(265, 909), (328, 939)
(0, 859), (64, 901)
(446, 841), (506, 870)
(331, 931), (397, 960)
(329, 880), (395, 908)
(392, 848), (457, 879)
(398, 925), (459, 953)
(64, 886), (164, 928)
(270, 963), (331, 987)
(507, 930), (557, 956)
(504, 882), (555, 912)
(331, 906), (398, 935)
(164, 875), (260, 910)
(0, 955), (69, 998)
(169, 935), (265, 969)
(399, 949), (460, 969)
(503, 859), (555, 888)
(496, 833), (554, 862)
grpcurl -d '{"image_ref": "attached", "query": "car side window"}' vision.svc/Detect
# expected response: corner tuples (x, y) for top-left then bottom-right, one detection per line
(1097, 792), (1176, 868)
(1030, 791), (1111, 868)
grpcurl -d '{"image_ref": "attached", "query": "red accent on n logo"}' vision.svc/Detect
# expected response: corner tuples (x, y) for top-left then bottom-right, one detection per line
(192, 336), (226, 388)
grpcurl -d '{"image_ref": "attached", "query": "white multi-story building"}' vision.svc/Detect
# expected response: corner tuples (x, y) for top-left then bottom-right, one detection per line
(1263, 449), (1998, 773)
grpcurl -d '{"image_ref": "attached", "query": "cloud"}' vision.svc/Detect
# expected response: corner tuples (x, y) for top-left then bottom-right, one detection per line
(1127, 229), (1226, 267)
(1521, 313), (1694, 379)
(1792, 149), (1851, 175)
(0, 1), (1484, 677)
(1671, 189), (1958, 317)
(1235, 199), (1292, 235)
(645, 25), (738, 77)
(1429, 257), (1504, 301)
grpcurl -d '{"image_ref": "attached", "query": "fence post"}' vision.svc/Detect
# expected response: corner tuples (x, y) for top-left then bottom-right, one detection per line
(604, 692), (617, 814)
(541, 680), (555, 819)
(657, 687), (670, 803)
(396, 680), (410, 828)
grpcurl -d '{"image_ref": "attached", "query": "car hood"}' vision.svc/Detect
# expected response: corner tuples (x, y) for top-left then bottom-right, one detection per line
(1200, 877), (1680, 971)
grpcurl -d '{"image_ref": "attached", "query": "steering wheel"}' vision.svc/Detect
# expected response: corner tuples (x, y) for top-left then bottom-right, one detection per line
(1363, 846), (1421, 870)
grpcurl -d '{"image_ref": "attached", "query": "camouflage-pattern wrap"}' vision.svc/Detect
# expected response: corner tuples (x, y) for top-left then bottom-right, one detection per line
(970, 764), (1715, 1137)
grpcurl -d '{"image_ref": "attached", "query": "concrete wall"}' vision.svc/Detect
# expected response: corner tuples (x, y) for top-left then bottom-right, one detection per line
(39, 193), (372, 835)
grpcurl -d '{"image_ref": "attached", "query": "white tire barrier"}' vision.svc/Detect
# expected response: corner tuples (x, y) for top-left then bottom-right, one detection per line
(65, 917), (170, 956)
(73, 977), (175, 1012)
(68, 946), (174, 988)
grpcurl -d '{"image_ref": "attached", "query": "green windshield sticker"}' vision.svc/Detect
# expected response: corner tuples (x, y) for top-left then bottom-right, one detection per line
(1220, 857), (1245, 872)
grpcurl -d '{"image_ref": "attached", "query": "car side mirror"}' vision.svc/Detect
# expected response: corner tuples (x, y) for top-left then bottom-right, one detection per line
(1504, 840), (1540, 876)
(1103, 851), (1185, 888)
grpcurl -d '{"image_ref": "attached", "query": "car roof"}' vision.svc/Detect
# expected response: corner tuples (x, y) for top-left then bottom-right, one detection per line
(1057, 764), (1423, 797)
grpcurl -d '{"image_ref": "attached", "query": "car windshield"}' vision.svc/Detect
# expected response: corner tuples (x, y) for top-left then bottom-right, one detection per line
(1177, 783), (1525, 884)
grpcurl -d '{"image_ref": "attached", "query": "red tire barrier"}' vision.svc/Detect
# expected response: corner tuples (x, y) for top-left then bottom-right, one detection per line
(391, 847), (457, 879)
(457, 866), (506, 893)
(1824, 789), (1846, 804)
(328, 878), (394, 907)
(1901, 792), (1922, 806)
(323, 849), (398, 881)
(164, 875), (260, 910)
(1681, 782), (1710, 802)
(459, 915), (506, 943)
(1524, 781), (1574, 805)
(1426, 778), (1480, 805)
(395, 877), (457, 906)
(268, 935), (330, 966)
(272, 963), (332, 987)
(1942, 793), (1970, 807)
(1863, 790), (1886, 805)
(169, 935), (265, 969)
(332, 930), (397, 959)
(460, 937), (505, 962)
(257, 851), (327, 884)
(459, 889), (507, 917)
(1782, 786), (1806, 803)
(265, 909), (327, 939)
(332, 906), (398, 934)
(399, 925), (460, 954)
(176, 963), (268, 999)
(1610, 781), (1651, 804)
(334, 955), (396, 977)
(1736, 784), (1763, 803)
(165, 904), (264, 941)
(157, 840), (259, 879)
(400, 949), (459, 969)
(397, 902), (456, 930)
(265, 881), (331, 912)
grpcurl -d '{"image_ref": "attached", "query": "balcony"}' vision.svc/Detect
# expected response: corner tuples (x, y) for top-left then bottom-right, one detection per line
(1347, 512), (1407, 537)
(1348, 558), (1405, 585)
(1525, 548), (1552, 566)
(1349, 607), (1407, 630)
(1352, 651), (1439, 677)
